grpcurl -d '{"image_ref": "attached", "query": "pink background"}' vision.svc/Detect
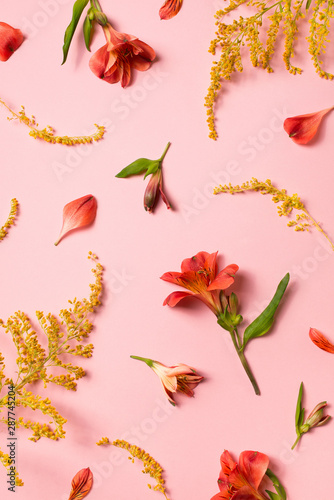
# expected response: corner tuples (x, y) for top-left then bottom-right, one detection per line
(1, 1), (334, 499)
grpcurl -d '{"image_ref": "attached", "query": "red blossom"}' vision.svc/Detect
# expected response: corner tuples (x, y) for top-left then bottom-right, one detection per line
(211, 450), (269, 500)
(161, 251), (238, 316)
(89, 23), (155, 87)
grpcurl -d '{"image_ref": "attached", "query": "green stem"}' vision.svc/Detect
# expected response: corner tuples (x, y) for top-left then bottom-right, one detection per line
(130, 355), (154, 367)
(159, 142), (171, 162)
(218, 320), (260, 395)
(291, 434), (301, 450)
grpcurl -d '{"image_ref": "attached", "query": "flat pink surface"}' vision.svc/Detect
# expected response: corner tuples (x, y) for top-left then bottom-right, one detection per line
(0, 1), (334, 499)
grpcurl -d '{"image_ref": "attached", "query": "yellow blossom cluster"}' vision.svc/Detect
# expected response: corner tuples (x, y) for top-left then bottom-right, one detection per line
(0, 253), (103, 480)
(97, 438), (170, 499)
(214, 178), (334, 250)
(205, 0), (334, 139)
(0, 199), (18, 242)
(0, 449), (23, 486)
(0, 98), (105, 145)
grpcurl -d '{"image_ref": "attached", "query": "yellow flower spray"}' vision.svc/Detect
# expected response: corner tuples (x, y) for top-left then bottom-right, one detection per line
(206, 0), (334, 139)
(0, 98), (105, 145)
(0, 253), (103, 484)
(214, 178), (334, 250)
(97, 438), (170, 499)
(0, 199), (18, 242)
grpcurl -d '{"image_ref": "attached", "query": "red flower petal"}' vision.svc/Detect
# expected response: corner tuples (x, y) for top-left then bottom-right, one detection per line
(232, 487), (259, 500)
(181, 251), (211, 273)
(0, 22), (23, 61)
(159, 0), (183, 20)
(163, 291), (194, 306)
(207, 264), (239, 291)
(68, 468), (93, 500)
(55, 195), (97, 246)
(283, 107), (334, 145)
(238, 451), (269, 491)
(219, 450), (238, 477)
(309, 327), (334, 353)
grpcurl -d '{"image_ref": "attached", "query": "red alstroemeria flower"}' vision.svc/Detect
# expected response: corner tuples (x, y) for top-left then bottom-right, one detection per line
(283, 107), (334, 145)
(159, 0), (183, 20)
(130, 356), (203, 406)
(160, 251), (238, 316)
(89, 23), (155, 88)
(0, 22), (23, 62)
(211, 450), (269, 500)
(309, 327), (334, 354)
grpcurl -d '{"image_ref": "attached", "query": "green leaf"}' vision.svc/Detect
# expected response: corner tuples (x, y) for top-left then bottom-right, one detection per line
(295, 382), (304, 430)
(266, 468), (287, 500)
(83, 15), (92, 51)
(116, 159), (159, 178)
(62, 0), (89, 65)
(242, 273), (290, 348)
(143, 160), (160, 179)
(306, 0), (312, 10)
(266, 492), (281, 500)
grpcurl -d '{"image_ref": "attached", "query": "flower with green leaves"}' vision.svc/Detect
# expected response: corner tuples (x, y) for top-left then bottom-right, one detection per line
(116, 142), (171, 213)
(292, 382), (331, 449)
(62, 0), (155, 87)
(161, 250), (290, 395)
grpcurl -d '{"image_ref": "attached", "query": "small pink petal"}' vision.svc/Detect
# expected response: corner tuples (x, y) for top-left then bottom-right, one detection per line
(283, 107), (334, 145)
(55, 195), (97, 246)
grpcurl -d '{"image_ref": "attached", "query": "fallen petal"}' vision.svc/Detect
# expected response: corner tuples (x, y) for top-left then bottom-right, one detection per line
(283, 107), (334, 145)
(0, 22), (23, 61)
(55, 195), (97, 246)
(159, 0), (183, 20)
(68, 467), (93, 500)
(309, 327), (334, 353)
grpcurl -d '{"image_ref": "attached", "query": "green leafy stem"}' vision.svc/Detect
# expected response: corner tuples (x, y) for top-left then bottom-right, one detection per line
(218, 273), (290, 395)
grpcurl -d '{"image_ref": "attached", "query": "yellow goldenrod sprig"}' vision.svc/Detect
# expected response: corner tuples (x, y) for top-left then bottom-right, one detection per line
(0, 448), (23, 487)
(97, 438), (170, 499)
(0, 98), (105, 145)
(214, 178), (334, 250)
(206, 0), (334, 139)
(0, 253), (103, 480)
(0, 199), (18, 242)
